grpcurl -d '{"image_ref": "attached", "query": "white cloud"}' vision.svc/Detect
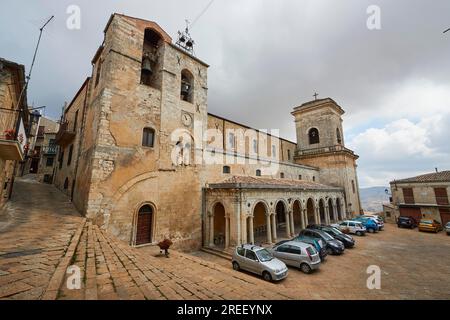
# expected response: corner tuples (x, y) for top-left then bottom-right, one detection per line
(349, 115), (450, 187)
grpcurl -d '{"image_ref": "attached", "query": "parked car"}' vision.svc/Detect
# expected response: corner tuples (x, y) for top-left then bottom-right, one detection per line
(362, 215), (384, 230)
(397, 216), (417, 229)
(298, 229), (345, 255)
(445, 222), (450, 236)
(333, 220), (366, 236)
(308, 225), (355, 248)
(289, 236), (328, 261)
(352, 216), (379, 233)
(418, 219), (443, 233)
(232, 244), (288, 281)
(269, 241), (321, 274)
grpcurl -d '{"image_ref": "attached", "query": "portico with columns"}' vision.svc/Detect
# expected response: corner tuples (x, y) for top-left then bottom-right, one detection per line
(204, 176), (346, 249)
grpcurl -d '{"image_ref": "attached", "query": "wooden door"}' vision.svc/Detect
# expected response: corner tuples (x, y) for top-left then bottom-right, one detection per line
(136, 205), (153, 245)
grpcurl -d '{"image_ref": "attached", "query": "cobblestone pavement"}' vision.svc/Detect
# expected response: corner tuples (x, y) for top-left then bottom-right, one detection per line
(2, 177), (450, 300)
(192, 224), (450, 299)
(0, 176), (83, 300)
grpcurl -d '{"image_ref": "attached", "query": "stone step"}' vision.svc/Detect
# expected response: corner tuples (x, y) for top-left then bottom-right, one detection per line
(200, 247), (232, 260)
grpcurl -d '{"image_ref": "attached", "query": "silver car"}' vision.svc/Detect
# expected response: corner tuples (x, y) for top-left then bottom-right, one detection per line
(269, 241), (321, 274)
(232, 244), (288, 281)
(446, 222), (450, 236)
(333, 220), (366, 236)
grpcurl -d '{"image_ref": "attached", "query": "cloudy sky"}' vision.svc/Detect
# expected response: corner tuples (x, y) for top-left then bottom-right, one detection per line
(1, 0), (449, 187)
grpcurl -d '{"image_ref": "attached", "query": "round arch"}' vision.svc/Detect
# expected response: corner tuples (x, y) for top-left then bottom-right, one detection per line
(336, 198), (344, 220)
(292, 199), (302, 233)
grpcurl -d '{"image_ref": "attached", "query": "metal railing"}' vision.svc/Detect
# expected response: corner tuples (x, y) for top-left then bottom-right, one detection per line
(42, 145), (58, 155)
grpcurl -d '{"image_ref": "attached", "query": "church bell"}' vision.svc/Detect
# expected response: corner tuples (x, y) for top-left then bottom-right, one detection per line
(141, 55), (153, 74)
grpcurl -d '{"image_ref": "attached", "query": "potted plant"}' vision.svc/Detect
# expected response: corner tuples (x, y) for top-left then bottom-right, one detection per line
(3, 129), (14, 140)
(157, 238), (173, 258)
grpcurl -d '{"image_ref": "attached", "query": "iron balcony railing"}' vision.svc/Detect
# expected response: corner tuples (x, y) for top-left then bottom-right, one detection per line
(42, 145), (58, 155)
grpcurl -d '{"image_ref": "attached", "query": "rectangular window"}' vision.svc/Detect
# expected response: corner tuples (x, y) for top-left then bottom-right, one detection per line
(253, 139), (258, 154)
(95, 60), (102, 87)
(59, 151), (64, 169)
(402, 188), (415, 204)
(67, 145), (74, 166)
(73, 110), (79, 133)
(142, 128), (155, 147)
(299, 175), (302, 180)
(352, 180), (356, 194)
(46, 157), (54, 167)
(228, 133), (235, 149)
(287, 149), (291, 161)
(434, 188), (449, 205)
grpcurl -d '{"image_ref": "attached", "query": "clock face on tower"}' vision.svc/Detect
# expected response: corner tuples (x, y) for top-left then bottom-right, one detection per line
(182, 113), (192, 127)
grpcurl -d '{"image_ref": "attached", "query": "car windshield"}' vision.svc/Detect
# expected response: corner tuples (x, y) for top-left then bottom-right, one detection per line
(327, 227), (343, 235)
(317, 230), (333, 240)
(421, 220), (433, 224)
(446, 222), (450, 227)
(256, 249), (273, 262)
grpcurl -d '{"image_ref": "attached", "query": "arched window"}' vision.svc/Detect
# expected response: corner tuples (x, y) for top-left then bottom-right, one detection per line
(298, 175), (302, 180)
(308, 128), (320, 145)
(142, 128), (155, 147)
(337, 128), (342, 144)
(223, 166), (231, 174)
(312, 176), (316, 182)
(140, 28), (162, 88)
(256, 169), (261, 177)
(280, 172), (285, 179)
(181, 69), (194, 103)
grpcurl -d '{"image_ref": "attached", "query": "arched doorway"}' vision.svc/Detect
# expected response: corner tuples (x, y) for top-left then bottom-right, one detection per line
(337, 198), (343, 221)
(252, 202), (270, 244)
(293, 200), (302, 234)
(306, 198), (315, 226)
(319, 199), (326, 224)
(213, 203), (226, 247)
(136, 204), (154, 245)
(328, 198), (335, 223)
(275, 201), (287, 237)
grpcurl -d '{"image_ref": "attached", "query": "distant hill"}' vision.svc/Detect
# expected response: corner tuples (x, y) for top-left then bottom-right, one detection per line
(359, 186), (390, 213)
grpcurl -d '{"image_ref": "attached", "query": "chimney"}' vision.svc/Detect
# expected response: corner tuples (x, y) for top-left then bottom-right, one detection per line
(435, 167), (439, 173)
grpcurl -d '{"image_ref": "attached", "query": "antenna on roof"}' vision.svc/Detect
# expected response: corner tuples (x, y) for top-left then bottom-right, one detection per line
(176, 20), (195, 55)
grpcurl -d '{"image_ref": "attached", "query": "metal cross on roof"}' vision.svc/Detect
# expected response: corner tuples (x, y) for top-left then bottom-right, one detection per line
(313, 92), (319, 100)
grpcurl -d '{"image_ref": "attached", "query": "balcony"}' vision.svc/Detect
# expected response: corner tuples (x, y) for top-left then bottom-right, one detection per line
(295, 145), (355, 157)
(0, 137), (24, 161)
(55, 121), (75, 146)
(42, 145), (58, 155)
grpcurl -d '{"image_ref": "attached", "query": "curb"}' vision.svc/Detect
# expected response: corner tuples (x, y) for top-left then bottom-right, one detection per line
(41, 218), (87, 300)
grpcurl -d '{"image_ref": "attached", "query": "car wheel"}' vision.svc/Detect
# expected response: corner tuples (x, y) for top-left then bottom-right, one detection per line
(326, 247), (333, 255)
(300, 263), (312, 274)
(262, 271), (272, 282)
(356, 231), (362, 236)
(368, 228), (375, 234)
(232, 262), (240, 271)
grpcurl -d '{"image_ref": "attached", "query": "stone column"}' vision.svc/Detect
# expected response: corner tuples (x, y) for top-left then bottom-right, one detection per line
(266, 213), (272, 244)
(316, 207), (321, 224)
(325, 206), (330, 225)
(248, 216), (255, 244)
(271, 213), (277, 242)
(285, 211), (291, 238)
(225, 216), (230, 248)
(209, 214), (214, 247)
(333, 204), (338, 222)
(302, 209), (307, 229)
(289, 210), (295, 237)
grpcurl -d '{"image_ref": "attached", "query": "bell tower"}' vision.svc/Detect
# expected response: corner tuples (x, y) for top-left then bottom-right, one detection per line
(292, 98), (363, 216)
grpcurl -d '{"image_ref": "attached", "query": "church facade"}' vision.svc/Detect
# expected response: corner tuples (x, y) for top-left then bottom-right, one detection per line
(53, 14), (362, 251)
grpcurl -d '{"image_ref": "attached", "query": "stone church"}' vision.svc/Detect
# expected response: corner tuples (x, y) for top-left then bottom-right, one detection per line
(53, 14), (362, 251)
